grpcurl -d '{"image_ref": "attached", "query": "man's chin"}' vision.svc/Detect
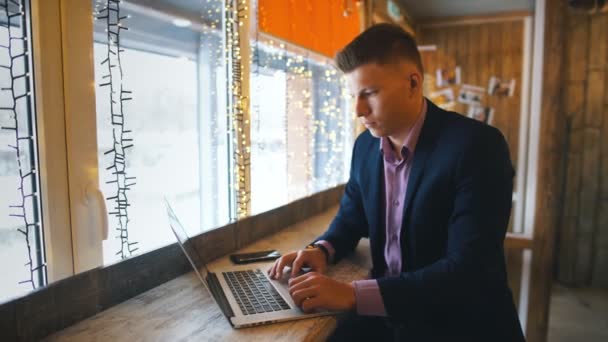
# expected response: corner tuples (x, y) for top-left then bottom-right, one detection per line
(367, 128), (385, 138)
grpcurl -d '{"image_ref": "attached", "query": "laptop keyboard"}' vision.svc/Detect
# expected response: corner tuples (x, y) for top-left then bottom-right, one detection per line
(223, 269), (290, 315)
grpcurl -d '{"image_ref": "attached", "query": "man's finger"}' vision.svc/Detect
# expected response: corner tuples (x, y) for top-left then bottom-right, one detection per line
(288, 272), (318, 293)
(268, 258), (281, 278)
(291, 286), (319, 307)
(267, 259), (278, 278)
(291, 253), (305, 278)
(273, 256), (290, 279)
(288, 271), (312, 288)
(301, 296), (324, 313)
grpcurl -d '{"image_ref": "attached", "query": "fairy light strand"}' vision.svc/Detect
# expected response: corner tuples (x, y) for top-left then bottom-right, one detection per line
(95, 0), (138, 259)
(225, 0), (250, 220)
(0, 0), (47, 289)
(251, 1), (353, 205)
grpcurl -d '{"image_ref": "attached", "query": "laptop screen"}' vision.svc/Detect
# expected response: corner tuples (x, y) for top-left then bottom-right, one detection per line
(164, 198), (210, 287)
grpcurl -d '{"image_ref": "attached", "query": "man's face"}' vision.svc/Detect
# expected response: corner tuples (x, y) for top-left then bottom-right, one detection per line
(346, 61), (422, 139)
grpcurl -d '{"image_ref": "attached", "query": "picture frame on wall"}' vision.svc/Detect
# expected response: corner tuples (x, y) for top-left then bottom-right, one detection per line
(467, 105), (494, 125)
(436, 66), (461, 87)
(488, 76), (516, 97)
(429, 87), (456, 110)
(458, 84), (485, 105)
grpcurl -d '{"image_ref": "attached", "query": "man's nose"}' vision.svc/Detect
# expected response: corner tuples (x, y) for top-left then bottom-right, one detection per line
(355, 98), (370, 117)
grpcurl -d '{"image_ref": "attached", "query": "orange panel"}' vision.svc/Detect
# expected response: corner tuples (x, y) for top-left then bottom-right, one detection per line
(305, 0), (316, 52)
(333, 1), (361, 56)
(315, 0), (332, 56)
(292, 0), (314, 52)
(328, 0), (341, 57)
(258, 0), (289, 42)
(259, 0), (360, 57)
(342, 3), (361, 50)
(287, 0), (296, 41)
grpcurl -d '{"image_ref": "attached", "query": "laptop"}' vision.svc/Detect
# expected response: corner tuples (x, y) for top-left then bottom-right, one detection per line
(164, 199), (336, 328)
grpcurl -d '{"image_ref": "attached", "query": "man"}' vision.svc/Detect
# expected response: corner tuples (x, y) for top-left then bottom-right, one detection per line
(268, 23), (524, 341)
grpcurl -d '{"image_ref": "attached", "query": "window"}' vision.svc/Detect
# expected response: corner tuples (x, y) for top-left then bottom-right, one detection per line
(0, 0), (357, 298)
(250, 68), (288, 213)
(250, 38), (354, 214)
(0, 0), (46, 302)
(310, 61), (354, 193)
(92, 0), (230, 264)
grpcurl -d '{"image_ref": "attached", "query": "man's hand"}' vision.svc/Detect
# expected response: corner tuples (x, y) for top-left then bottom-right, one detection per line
(288, 272), (356, 313)
(268, 248), (327, 279)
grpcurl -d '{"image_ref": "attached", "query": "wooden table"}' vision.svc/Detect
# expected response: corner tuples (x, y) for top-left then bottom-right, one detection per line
(45, 206), (372, 342)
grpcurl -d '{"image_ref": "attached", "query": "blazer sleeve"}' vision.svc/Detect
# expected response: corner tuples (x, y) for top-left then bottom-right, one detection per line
(315, 136), (369, 262)
(377, 125), (515, 321)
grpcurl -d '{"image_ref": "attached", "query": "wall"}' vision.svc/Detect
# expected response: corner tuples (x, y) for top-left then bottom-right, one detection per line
(417, 19), (525, 171)
(557, 9), (608, 288)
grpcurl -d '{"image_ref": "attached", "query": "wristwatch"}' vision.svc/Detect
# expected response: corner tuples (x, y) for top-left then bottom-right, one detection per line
(306, 242), (330, 263)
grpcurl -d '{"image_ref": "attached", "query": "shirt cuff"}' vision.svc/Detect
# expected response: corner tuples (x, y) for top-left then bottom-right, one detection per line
(315, 240), (335, 264)
(352, 279), (387, 316)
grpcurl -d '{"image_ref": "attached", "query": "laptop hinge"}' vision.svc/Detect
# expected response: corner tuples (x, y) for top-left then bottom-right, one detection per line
(207, 272), (235, 319)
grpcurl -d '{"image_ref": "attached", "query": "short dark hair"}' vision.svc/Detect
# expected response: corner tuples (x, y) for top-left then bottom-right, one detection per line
(335, 23), (424, 74)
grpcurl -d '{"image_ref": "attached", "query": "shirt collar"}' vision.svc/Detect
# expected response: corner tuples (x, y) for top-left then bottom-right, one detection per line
(379, 98), (427, 162)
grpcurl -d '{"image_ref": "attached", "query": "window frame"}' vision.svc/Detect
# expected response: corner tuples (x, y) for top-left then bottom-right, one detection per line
(59, 0), (106, 273)
(30, 0), (74, 282)
(30, 0), (237, 274)
(27, 0), (354, 283)
(30, 0), (104, 279)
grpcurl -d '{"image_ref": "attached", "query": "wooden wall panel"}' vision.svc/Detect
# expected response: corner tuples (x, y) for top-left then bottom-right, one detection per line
(557, 10), (608, 289)
(565, 15), (589, 82)
(418, 20), (524, 171)
(526, 0), (567, 342)
(528, 0), (568, 339)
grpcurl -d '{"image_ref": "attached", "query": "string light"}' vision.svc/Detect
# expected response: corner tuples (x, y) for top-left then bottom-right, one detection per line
(0, 0), (46, 289)
(250, 0), (354, 205)
(96, 0), (138, 258)
(224, 0), (251, 219)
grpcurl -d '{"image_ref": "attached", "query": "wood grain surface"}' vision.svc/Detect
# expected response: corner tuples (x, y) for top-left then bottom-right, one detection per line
(46, 206), (373, 342)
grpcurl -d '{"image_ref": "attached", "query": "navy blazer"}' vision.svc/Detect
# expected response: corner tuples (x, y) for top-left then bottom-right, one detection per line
(317, 100), (525, 341)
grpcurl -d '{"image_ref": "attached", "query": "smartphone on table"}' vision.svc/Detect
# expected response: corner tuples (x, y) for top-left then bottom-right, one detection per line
(229, 250), (281, 264)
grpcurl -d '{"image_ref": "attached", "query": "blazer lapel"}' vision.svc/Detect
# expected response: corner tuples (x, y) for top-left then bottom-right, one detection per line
(402, 101), (445, 220)
(363, 141), (386, 274)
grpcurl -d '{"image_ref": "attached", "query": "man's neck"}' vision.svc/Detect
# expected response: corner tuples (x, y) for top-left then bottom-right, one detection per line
(387, 97), (424, 158)
(387, 137), (404, 161)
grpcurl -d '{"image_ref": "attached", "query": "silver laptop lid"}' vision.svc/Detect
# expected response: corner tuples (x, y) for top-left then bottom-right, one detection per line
(164, 198), (211, 291)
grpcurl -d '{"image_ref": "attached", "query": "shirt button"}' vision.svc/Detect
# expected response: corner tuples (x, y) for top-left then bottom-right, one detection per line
(393, 199), (399, 206)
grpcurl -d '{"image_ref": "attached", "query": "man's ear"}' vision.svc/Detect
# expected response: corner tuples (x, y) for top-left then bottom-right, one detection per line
(409, 73), (421, 91)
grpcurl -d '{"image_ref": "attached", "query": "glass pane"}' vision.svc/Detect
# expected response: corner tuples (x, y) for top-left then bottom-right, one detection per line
(250, 39), (354, 214)
(0, 0), (47, 302)
(92, 0), (229, 264)
(250, 68), (288, 213)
